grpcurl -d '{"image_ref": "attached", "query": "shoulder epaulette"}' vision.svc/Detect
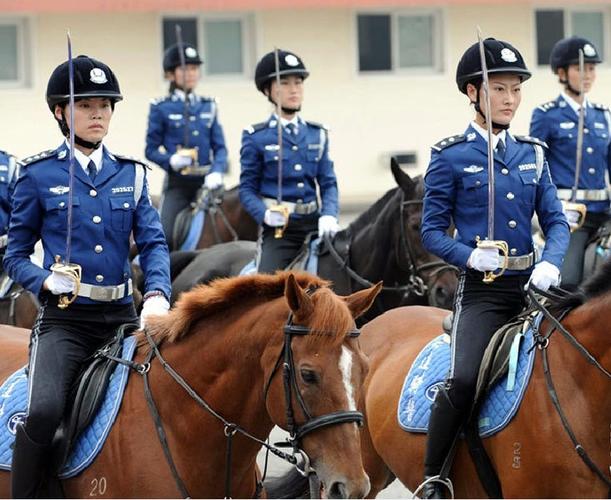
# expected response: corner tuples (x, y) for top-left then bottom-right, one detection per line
(244, 122), (268, 135)
(19, 149), (56, 167)
(431, 134), (465, 152)
(200, 95), (217, 103)
(592, 102), (609, 112)
(305, 120), (329, 131)
(111, 153), (150, 170)
(537, 100), (557, 113)
(150, 96), (170, 106)
(514, 135), (548, 149)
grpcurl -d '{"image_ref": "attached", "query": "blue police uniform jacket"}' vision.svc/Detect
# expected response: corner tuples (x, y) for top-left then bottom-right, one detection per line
(0, 150), (18, 236)
(239, 115), (338, 225)
(530, 95), (611, 213)
(421, 125), (570, 274)
(3, 143), (171, 304)
(145, 90), (228, 175)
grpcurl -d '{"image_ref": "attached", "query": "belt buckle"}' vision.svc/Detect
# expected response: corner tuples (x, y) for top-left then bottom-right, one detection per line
(91, 286), (121, 302)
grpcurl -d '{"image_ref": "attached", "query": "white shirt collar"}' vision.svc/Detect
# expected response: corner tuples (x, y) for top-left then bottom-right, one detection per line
(560, 91), (589, 116)
(470, 121), (506, 150)
(64, 139), (103, 174)
(173, 89), (196, 104)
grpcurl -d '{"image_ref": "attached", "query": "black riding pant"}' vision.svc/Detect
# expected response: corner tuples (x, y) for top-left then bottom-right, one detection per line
(257, 214), (318, 274)
(159, 175), (202, 250)
(561, 211), (610, 287)
(24, 295), (138, 445)
(444, 270), (528, 411)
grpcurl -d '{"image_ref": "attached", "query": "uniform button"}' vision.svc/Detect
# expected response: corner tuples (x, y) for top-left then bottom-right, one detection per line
(584, 128), (589, 134)
(292, 145), (298, 151)
(297, 182), (304, 188)
(90, 189), (97, 197)
(294, 164), (302, 171)
(94, 245), (103, 253)
(508, 220), (517, 229)
(501, 168), (509, 175)
(0, 177), (5, 182)
(59, 201), (65, 208)
(123, 202), (130, 209)
(274, 156), (279, 161)
(510, 248), (517, 255)
(569, 134), (573, 138)
(588, 167), (596, 174)
(475, 180), (481, 186)
(506, 192), (515, 200)
(190, 116), (196, 121)
(92, 215), (102, 224)
(586, 147), (593, 154)
(95, 274), (104, 283)
(297, 198), (303, 203)
(192, 130), (200, 136)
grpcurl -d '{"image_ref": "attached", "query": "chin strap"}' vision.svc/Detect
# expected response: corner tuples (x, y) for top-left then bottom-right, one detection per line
(57, 109), (103, 150)
(473, 87), (510, 130)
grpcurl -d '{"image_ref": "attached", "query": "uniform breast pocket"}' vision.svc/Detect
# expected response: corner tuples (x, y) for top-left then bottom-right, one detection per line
(554, 126), (575, 142)
(518, 170), (538, 205)
(263, 149), (279, 166)
(461, 173), (488, 207)
(44, 196), (81, 230)
(110, 197), (135, 232)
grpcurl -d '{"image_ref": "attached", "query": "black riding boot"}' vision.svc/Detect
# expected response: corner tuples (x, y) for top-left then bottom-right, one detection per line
(421, 389), (464, 499)
(11, 424), (49, 498)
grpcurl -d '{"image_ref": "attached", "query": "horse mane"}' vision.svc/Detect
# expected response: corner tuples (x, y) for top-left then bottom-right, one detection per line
(347, 187), (400, 234)
(549, 257), (611, 314)
(145, 271), (336, 344)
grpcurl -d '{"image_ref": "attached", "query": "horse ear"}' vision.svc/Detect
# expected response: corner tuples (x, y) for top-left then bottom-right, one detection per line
(344, 282), (382, 319)
(391, 157), (416, 195)
(284, 273), (313, 318)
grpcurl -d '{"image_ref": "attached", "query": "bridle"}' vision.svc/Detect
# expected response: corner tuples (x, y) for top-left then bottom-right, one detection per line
(196, 187), (239, 243)
(114, 287), (364, 498)
(527, 287), (611, 492)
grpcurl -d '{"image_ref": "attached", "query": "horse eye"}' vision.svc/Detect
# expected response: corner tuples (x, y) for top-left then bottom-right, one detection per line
(300, 368), (319, 385)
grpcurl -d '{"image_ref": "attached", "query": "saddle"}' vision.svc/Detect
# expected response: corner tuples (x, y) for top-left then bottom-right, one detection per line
(50, 322), (138, 473)
(173, 187), (224, 250)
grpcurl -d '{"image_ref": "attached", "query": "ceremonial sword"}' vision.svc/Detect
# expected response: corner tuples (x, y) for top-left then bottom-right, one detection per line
(476, 27), (509, 283)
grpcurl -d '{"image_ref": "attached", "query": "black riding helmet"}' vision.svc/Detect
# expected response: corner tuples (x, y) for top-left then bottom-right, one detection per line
(46, 55), (122, 149)
(550, 36), (602, 73)
(254, 49), (309, 94)
(163, 43), (203, 73)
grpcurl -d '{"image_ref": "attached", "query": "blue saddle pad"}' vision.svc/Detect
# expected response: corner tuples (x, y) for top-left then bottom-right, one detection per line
(397, 321), (537, 437)
(180, 209), (205, 251)
(0, 335), (137, 478)
(239, 237), (320, 275)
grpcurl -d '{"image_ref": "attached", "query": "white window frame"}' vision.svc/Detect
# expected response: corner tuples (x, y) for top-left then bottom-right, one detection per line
(0, 17), (31, 89)
(159, 12), (254, 80)
(354, 8), (444, 76)
(533, 5), (610, 68)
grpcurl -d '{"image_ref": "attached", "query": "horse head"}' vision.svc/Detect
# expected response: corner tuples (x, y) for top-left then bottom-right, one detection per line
(262, 274), (381, 499)
(391, 158), (458, 310)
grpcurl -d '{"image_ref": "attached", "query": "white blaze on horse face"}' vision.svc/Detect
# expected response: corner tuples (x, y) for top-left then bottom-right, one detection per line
(340, 346), (356, 411)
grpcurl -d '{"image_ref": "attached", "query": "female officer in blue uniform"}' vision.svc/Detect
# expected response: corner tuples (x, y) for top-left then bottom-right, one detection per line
(0, 150), (18, 255)
(240, 49), (339, 273)
(419, 38), (569, 498)
(145, 43), (228, 249)
(530, 36), (610, 287)
(4, 55), (171, 498)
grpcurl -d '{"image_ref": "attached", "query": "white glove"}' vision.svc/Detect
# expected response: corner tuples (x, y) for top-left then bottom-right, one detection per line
(169, 153), (193, 172)
(44, 271), (76, 295)
(318, 215), (340, 238)
(140, 295), (170, 329)
(204, 172), (223, 190)
(467, 247), (500, 272)
(263, 209), (287, 227)
(527, 261), (560, 292)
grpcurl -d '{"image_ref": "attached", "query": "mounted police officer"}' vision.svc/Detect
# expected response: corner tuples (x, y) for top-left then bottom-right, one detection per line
(145, 43), (228, 249)
(5, 55), (171, 498)
(0, 150), (18, 260)
(240, 49), (339, 273)
(419, 38), (569, 498)
(530, 36), (610, 287)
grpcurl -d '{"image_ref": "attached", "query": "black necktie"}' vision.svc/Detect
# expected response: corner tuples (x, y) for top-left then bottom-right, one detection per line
(496, 140), (506, 160)
(286, 123), (297, 136)
(87, 160), (97, 182)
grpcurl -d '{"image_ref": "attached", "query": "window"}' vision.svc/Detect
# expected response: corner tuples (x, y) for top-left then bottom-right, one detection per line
(535, 8), (607, 65)
(357, 11), (443, 73)
(161, 15), (252, 77)
(0, 18), (30, 87)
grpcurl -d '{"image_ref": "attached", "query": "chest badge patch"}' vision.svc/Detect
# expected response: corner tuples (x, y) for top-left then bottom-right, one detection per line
(464, 165), (483, 173)
(50, 186), (70, 195)
(560, 122), (575, 129)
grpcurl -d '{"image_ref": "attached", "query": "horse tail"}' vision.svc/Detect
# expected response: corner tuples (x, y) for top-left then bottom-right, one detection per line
(264, 467), (310, 499)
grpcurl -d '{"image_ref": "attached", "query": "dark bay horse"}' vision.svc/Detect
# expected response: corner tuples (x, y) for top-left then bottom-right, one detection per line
(0, 272), (381, 498)
(0, 281), (38, 329)
(354, 270), (611, 497)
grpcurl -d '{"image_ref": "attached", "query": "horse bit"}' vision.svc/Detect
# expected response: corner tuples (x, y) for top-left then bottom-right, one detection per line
(113, 286), (363, 499)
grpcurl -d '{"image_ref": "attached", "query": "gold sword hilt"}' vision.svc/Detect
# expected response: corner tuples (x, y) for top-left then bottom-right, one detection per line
(50, 255), (82, 309)
(476, 237), (509, 284)
(176, 146), (209, 176)
(561, 201), (587, 232)
(269, 204), (290, 239)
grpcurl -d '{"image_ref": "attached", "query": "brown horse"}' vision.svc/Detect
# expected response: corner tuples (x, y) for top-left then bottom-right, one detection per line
(356, 273), (611, 497)
(0, 272), (381, 498)
(0, 281), (39, 329)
